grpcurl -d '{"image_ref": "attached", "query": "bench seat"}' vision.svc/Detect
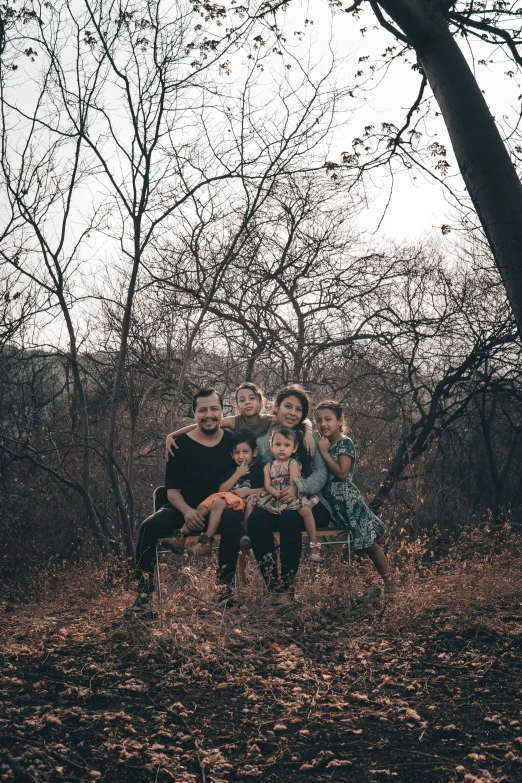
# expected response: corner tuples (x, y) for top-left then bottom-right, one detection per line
(152, 486), (351, 608)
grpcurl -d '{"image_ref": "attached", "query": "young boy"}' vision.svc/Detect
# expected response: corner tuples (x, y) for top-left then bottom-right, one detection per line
(190, 430), (265, 556)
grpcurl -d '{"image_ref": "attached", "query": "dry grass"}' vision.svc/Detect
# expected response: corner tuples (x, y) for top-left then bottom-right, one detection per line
(1, 537), (522, 782)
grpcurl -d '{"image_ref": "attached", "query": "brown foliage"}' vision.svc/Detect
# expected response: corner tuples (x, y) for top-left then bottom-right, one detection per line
(1, 537), (522, 781)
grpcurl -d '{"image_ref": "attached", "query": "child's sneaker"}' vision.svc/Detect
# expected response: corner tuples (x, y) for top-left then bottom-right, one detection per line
(191, 533), (214, 557)
(308, 542), (322, 562)
(160, 530), (186, 555)
(384, 582), (399, 597)
(240, 535), (252, 551)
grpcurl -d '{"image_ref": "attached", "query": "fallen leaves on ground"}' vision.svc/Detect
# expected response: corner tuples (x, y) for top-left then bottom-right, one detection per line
(1, 552), (522, 781)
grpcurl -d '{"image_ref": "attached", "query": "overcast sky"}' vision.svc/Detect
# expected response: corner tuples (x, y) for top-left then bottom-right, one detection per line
(276, 0), (522, 243)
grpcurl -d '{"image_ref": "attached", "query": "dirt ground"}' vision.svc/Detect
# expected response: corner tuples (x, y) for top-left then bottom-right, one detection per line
(1, 553), (522, 782)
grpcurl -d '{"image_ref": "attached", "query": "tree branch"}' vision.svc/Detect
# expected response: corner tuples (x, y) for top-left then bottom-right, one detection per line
(370, 0), (411, 45)
(450, 11), (522, 67)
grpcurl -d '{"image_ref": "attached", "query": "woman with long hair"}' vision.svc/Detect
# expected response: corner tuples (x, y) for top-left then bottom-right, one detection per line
(248, 384), (331, 604)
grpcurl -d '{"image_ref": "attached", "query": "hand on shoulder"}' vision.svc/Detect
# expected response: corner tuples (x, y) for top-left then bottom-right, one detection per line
(165, 433), (178, 461)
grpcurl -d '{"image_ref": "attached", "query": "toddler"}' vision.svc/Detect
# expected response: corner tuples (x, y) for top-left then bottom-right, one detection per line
(246, 426), (321, 562)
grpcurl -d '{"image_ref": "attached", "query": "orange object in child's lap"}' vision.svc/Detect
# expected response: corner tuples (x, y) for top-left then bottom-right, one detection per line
(200, 492), (247, 513)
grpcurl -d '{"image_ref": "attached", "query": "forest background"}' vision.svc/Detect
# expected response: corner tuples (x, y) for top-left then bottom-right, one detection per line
(2, 2), (522, 781)
(2, 0), (522, 579)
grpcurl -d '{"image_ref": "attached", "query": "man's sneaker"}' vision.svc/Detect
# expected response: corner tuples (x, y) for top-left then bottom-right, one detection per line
(160, 529), (186, 555)
(213, 587), (235, 609)
(128, 592), (153, 615)
(308, 542), (322, 562)
(384, 582), (399, 597)
(191, 533), (213, 557)
(240, 535), (252, 551)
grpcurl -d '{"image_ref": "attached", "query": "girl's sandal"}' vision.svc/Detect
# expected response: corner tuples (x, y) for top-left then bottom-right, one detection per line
(308, 542), (322, 563)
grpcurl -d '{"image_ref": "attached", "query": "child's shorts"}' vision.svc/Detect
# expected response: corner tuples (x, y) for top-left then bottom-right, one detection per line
(200, 492), (247, 513)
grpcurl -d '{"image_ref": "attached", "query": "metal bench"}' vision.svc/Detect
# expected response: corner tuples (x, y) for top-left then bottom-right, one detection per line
(153, 486), (351, 610)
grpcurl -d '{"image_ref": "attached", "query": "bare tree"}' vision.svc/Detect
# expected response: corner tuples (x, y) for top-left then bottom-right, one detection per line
(161, 173), (403, 388)
(0, 15), (113, 549)
(339, 0), (522, 337)
(344, 248), (521, 511)
(0, 0), (344, 555)
(264, 1), (522, 337)
(473, 369), (522, 523)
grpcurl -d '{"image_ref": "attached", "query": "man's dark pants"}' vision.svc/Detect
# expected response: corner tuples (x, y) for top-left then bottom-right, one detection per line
(248, 503), (330, 592)
(135, 505), (242, 588)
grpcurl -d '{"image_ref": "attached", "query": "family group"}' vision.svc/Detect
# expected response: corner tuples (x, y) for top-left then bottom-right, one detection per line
(130, 383), (396, 613)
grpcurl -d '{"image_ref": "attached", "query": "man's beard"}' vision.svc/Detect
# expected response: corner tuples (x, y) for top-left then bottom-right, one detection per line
(200, 420), (220, 434)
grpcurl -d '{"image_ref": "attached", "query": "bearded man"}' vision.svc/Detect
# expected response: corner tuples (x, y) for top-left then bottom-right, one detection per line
(129, 388), (241, 613)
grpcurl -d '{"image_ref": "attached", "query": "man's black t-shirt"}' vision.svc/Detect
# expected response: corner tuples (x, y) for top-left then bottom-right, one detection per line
(165, 430), (234, 509)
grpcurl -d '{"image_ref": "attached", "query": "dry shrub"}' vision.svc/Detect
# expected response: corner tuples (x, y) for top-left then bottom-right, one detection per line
(140, 528), (522, 669)
(2, 528), (522, 664)
(382, 547), (522, 637)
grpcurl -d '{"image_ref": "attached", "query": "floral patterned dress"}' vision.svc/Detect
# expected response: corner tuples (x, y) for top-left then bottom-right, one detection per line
(323, 437), (384, 550)
(249, 458), (319, 515)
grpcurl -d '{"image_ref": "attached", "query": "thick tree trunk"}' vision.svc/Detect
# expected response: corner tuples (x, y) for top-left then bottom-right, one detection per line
(377, 0), (522, 337)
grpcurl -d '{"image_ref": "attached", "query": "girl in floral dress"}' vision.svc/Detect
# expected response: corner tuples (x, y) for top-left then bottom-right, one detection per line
(315, 401), (397, 594)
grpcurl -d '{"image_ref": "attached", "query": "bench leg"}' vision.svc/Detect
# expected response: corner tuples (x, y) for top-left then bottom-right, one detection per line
(237, 549), (249, 586)
(346, 536), (354, 605)
(156, 545), (162, 613)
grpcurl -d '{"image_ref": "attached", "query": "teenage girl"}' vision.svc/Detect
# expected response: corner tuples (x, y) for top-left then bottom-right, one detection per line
(166, 382), (316, 458)
(246, 426), (321, 562)
(315, 400), (398, 594)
